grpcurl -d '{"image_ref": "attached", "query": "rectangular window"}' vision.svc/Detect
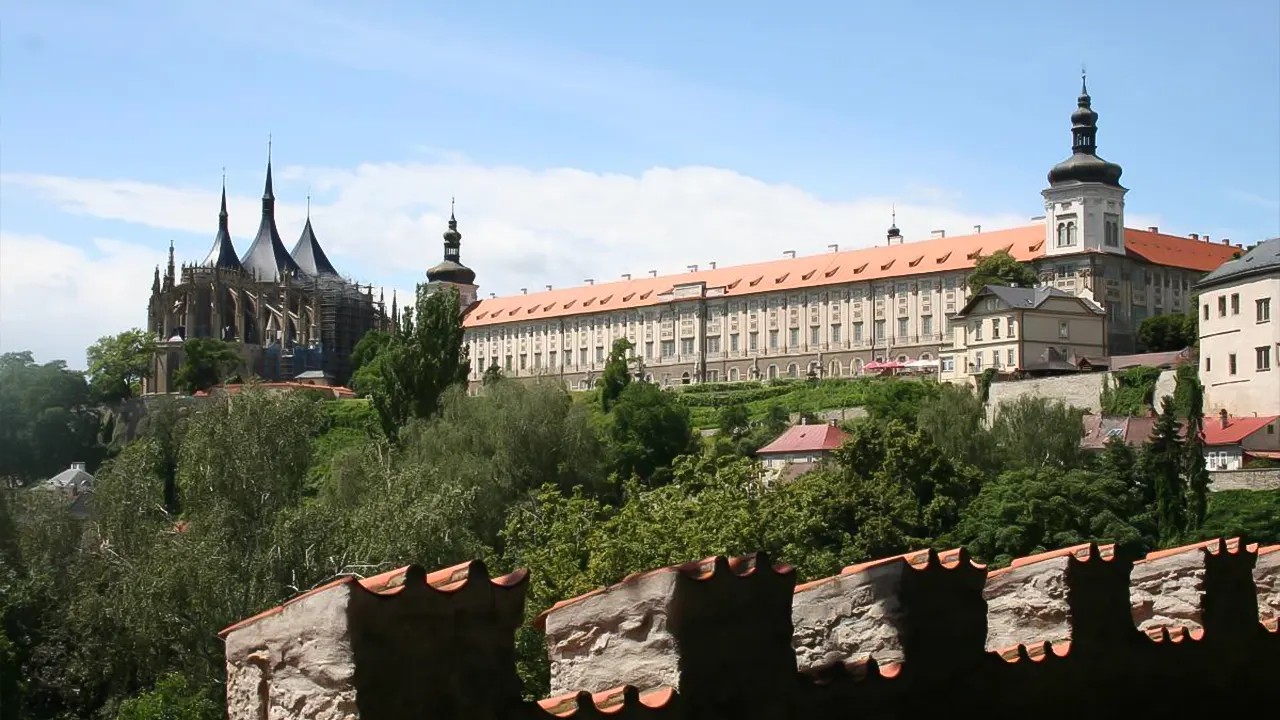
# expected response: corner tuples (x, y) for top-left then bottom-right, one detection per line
(1231, 293), (1240, 315)
(1205, 356), (1211, 372)
(1218, 296), (1227, 317)
(770, 330), (779, 349)
(661, 340), (674, 358)
(974, 354), (983, 371)
(897, 318), (908, 337)
(533, 353), (541, 369)
(505, 355), (513, 372)
(477, 357), (485, 372)
(1007, 315), (1016, 338)
(973, 321), (983, 341)
(730, 334), (739, 352)
(596, 347), (604, 363)
(922, 316), (933, 336)
(549, 350), (557, 367)
(680, 338), (694, 355)
(831, 324), (842, 343)
(1204, 304), (1209, 320)
(1229, 353), (1237, 375)
(810, 326), (820, 345)
(875, 320), (886, 341)
(1259, 298), (1272, 323)
(789, 327), (800, 346)
(491, 356), (499, 371)
(749, 332), (759, 351)
(706, 336), (720, 353)
(992, 350), (1000, 367)
(991, 318), (1001, 340)
(1007, 349), (1015, 366)
(941, 357), (954, 373)
(1059, 321), (1070, 339)
(853, 322), (863, 342)
(645, 342), (653, 359)
(1258, 346), (1272, 371)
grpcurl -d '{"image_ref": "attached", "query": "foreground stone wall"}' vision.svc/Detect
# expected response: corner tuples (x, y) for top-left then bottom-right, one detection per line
(1210, 468), (1280, 491)
(985, 369), (1177, 420)
(223, 539), (1279, 720)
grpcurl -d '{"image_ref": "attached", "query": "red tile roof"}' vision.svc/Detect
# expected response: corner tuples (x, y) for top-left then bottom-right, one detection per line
(1202, 415), (1279, 446)
(537, 686), (675, 717)
(756, 423), (848, 455)
(463, 225), (1238, 328)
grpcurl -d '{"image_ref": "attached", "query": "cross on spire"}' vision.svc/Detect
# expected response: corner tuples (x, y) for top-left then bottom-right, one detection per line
(1081, 64), (1088, 95)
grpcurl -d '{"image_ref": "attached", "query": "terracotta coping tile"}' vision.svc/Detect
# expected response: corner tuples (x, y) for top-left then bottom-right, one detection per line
(535, 552), (790, 629)
(1140, 537), (1243, 563)
(1144, 626), (1204, 643)
(839, 547), (980, 577)
(1008, 542), (1116, 570)
(996, 640), (1072, 663)
(537, 686), (676, 717)
(218, 561), (527, 638)
(1257, 544), (1280, 557)
(1262, 617), (1278, 633)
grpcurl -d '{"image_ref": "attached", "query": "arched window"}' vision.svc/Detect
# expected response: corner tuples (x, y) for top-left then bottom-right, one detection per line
(854, 358), (864, 375)
(920, 352), (932, 361)
(681, 371), (691, 385)
(830, 360), (842, 377)
(644, 373), (654, 383)
(897, 355), (908, 363)
(787, 363), (799, 378)
(768, 364), (778, 380)
(1066, 222), (1077, 246)
(808, 361), (820, 376)
(728, 367), (740, 382)
(1056, 223), (1067, 247)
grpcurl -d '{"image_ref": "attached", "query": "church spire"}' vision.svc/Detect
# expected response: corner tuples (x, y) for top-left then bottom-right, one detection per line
(886, 204), (902, 245)
(426, 198), (476, 286)
(165, 240), (175, 287)
(1047, 72), (1123, 188)
(262, 137), (276, 205)
(241, 142), (304, 281)
(152, 265), (161, 294)
(205, 172), (243, 271)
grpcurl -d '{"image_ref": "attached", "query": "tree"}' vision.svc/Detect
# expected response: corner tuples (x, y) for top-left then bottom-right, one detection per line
(0, 351), (100, 484)
(860, 379), (939, 426)
(967, 250), (1040, 294)
(171, 338), (240, 394)
(1143, 397), (1187, 545)
(597, 339), (634, 412)
(1181, 374), (1210, 533)
(85, 328), (156, 403)
(368, 286), (470, 438)
(601, 382), (696, 486)
(115, 673), (221, 720)
(1137, 313), (1195, 352)
(349, 330), (391, 376)
(482, 364), (504, 386)
(917, 383), (999, 472)
(990, 395), (1086, 470)
(716, 404), (751, 440)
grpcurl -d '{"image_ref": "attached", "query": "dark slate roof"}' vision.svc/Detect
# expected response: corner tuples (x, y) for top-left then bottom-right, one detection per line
(203, 185), (243, 271)
(1047, 78), (1124, 188)
(239, 161), (305, 281)
(955, 285), (1103, 317)
(1195, 237), (1280, 289)
(290, 218), (339, 276)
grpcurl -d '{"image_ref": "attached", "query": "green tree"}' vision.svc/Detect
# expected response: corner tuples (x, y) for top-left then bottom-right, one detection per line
(0, 351), (100, 485)
(171, 338), (240, 394)
(1181, 374), (1210, 532)
(860, 379), (939, 426)
(85, 329), (156, 403)
(990, 395), (1085, 470)
(1100, 366), (1162, 415)
(716, 404), (752, 440)
(966, 250), (1040, 294)
(115, 673), (220, 720)
(368, 286), (470, 438)
(601, 382), (696, 486)
(917, 383), (999, 472)
(1137, 313), (1196, 352)
(1143, 397), (1187, 545)
(349, 330), (391, 376)
(597, 338), (634, 412)
(954, 467), (1145, 565)
(482, 364), (504, 386)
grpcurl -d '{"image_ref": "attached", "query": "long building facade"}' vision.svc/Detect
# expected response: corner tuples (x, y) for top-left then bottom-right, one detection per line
(145, 159), (388, 393)
(430, 80), (1241, 390)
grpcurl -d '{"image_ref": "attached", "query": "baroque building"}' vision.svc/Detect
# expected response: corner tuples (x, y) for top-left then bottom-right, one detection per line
(451, 79), (1242, 390)
(145, 158), (388, 393)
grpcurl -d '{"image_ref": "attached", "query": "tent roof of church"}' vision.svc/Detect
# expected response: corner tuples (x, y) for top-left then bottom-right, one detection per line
(290, 217), (340, 276)
(239, 160), (305, 281)
(203, 185), (242, 271)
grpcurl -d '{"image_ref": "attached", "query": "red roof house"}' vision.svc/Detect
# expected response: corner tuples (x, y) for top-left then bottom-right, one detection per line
(756, 421), (848, 481)
(1201, 411), (1280, 471)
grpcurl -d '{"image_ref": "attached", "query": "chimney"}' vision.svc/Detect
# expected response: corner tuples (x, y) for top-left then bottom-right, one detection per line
(521, 288), (528, 295)
(1190, 233), (1199, 241)
(1204, 234), (1210, 243)
(1222, 237), (1231, 245)
(1030, 215), (1046, 221)
(585, 279), (594, 286)
(648, 270), (657, 277)
(545, 285), (553, 292)
(1219, 409), (1229, 430)
(709, 261), (717, 269)
(974, 224), (982, 234)
(828, 244), (839, 253)
(783, 250), (797, 259)
(622, 273), (632, 281)
(489, 293), (496, 298)
(688, 264), (698, 273)
(1148, 226), (1159, 233)
(800, 416), (807, 425)
(71, 462), (86, 472)
(930, 229), (946, 239)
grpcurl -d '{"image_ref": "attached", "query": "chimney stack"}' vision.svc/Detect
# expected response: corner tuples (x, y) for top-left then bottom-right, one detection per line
(546, 285), (553, 292)
(783, 250), (796, 259)
(1148, 226), (1159, 233)
(585, 279), (594, 286)
(1219, 409), (1229, 430)
(1190, 233), (1199, 241)
(709, 261), (717, 269)
(828, 244), (839, 253)
(931, 229), (946, 239)
(521, 288), (528, 295)
(688, 264), (698, 273)
(622, 273), (632, 281)
(648, 270), (657, 277)
(974, 225), (982, 234)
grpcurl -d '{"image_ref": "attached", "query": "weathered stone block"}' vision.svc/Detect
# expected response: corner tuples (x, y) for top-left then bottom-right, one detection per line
(1129, 538), (1248, 635)
(791, 548), (986, 671)
(1256, 545), (1280, 628)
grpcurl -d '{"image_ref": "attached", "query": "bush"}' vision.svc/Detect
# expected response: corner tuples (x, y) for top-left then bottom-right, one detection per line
(1100, 366), (1162, 415)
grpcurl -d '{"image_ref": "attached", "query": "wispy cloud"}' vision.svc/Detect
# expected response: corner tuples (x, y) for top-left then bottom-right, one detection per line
(1224, 188), (1280, 211)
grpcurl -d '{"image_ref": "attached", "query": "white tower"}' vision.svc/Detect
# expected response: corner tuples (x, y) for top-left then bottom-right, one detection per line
(1042, 73), (1127, 258)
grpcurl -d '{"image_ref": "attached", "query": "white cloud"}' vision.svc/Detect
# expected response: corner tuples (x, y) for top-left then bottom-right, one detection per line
(0, 232), (163, 368)
(4, 159), (1032, 295)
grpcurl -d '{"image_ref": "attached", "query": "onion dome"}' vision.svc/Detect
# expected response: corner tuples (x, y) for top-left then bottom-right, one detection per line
(426, 206), (477, 285)
(1047, 73), (1124, 188)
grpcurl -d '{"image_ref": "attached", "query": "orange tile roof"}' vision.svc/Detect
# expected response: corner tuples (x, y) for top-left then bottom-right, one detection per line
(756, 423), (848, 455)
(1202, 415), (1279, 446)
(537, 686), (675, 717)
(463, 225), (1237, 328)
(986, 542), (1116, 580)
(1139, 536), (1250, 563)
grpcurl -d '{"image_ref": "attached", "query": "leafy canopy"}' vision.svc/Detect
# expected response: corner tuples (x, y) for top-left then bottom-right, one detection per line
(966, 250), (1039, 294)
(85, 328), (155, 403)
(171, 338), (240, 394)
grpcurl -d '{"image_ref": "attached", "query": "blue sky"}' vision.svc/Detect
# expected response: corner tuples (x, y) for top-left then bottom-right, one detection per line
(2, 0), (1278, 366)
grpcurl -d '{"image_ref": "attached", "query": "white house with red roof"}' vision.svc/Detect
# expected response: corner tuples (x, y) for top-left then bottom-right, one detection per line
(755, 420), (849, 482)
(1202, 410), (1280, 471)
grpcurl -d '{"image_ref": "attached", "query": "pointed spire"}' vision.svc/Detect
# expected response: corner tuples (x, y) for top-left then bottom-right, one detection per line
(427, 200), (476, 285)
(1081, 64), (1088, 95)
(166, 240), (176, 285)
(262, 136), (275, 203)
(391, 290), (399, 325)
(241, 144), (304, 281)
(152, 265), (161, 294)
(887, 204), (902, 245)
(205, 171), (243, 271)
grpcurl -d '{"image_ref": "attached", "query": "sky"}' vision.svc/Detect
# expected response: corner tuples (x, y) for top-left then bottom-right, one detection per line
(2, 0), (1278, 368)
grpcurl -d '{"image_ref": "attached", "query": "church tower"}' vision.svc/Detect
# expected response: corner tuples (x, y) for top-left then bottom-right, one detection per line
(1042, 73), (1127, 258)
(424, 202), (479, 307)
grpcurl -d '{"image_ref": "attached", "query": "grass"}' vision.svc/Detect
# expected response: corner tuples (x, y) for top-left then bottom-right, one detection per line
(675, 378), (882, 429)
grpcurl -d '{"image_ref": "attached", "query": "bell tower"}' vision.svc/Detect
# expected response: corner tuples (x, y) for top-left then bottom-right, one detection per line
(1042, 72), (1127, 258)
(424, 200), (479, 307)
